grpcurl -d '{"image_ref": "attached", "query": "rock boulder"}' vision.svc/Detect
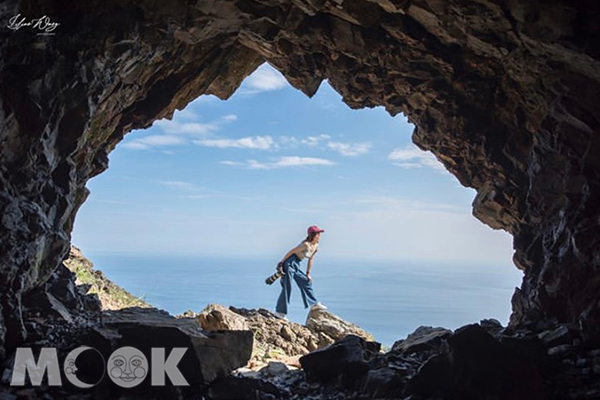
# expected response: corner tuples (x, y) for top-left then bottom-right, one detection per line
(300, 334), (381, 386)
(305, 308), (375, 345)
(198, 304), (249, 331)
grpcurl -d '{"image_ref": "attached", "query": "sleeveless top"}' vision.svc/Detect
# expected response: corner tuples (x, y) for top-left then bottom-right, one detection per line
(295, 241), (318, 261)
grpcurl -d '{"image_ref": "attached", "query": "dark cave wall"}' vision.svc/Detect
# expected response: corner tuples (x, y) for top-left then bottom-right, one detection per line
(1, 0), (600, 359)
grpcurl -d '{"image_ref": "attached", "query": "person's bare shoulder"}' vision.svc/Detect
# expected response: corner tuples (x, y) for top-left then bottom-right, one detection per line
(294, 241), (309, 253)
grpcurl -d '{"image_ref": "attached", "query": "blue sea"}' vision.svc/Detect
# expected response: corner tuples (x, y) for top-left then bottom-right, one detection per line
(85, 253), (523, 347)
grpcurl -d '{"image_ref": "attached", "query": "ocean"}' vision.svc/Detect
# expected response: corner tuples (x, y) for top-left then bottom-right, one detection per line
(85, 253), (522, 347)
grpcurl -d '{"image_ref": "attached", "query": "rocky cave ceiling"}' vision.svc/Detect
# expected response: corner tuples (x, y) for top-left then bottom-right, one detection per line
(0, 0), (599, 360)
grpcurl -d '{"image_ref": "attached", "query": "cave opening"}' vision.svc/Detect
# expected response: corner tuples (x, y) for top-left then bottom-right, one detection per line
(71, 62), (521, 346)
(2, 0), (600, 396)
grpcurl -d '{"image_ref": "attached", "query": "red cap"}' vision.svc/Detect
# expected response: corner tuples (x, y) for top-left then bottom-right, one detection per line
(307, 225), (325, 234)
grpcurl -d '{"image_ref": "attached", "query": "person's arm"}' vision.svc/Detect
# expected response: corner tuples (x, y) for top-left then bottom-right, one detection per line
(306, 248), (318, 280)
(280, 242), (305, 264)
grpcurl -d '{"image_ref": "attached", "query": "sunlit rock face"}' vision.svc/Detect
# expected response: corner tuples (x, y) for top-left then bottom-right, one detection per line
(1, 0), (599, 358)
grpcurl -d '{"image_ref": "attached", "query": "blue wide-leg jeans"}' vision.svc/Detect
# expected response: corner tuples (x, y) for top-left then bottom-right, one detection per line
(275, 253), (318, 314)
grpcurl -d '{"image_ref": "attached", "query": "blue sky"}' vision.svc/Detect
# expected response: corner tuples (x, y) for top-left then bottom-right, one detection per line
(72, 63), (516, 265)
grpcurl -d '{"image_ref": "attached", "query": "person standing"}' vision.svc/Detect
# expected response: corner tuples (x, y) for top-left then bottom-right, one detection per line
(274, 225), (327, 320)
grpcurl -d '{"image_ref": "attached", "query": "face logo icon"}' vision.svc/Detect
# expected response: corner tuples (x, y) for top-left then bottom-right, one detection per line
(108, 347), (148, 388)
(64, 358), (77, 375)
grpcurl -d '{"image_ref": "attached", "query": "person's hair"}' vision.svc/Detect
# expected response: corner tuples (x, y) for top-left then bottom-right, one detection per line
(304, 232), (319, 243)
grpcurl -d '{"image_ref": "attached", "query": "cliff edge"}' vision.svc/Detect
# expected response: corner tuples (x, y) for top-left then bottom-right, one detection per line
(63, 245), (152, 310)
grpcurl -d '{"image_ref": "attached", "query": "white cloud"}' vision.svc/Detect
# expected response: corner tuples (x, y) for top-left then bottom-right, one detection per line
(194, 136), (274, 150)
(155, 180), (203, 191)
(124, 113), (239, 151)
(279, 136), (301, 146)
(121, 135), (186, 150)
(154, 120), (217, 136)
(388, 145), (447, 172)
(327, 141), (371, 156)
(244, 63), (288, 92)
(393, 162), (421, 169)
(254, 156), (335, 169)
(277, 135), (370, 157)
(222, 114), (238, 122)
(278, 134), (332, 149)
(302, 134), (331, 147)
(221, 156), (336, 170)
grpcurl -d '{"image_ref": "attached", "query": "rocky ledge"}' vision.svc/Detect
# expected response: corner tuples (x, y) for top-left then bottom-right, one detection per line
(210, 321), (600, 400)
(193, 303), (374, 370)
(63, 246), (152, 311)
(181, 305), (600, 399)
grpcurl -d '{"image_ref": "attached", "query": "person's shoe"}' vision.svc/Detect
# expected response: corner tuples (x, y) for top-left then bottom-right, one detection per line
(310, 302), (328, 311)
(274, 311), (288, 321)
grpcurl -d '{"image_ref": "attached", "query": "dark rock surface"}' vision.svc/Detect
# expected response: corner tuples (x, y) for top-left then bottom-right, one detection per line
(208, 321), (600, 400)
(300, 334), (381, 385)
(391, 325), (452, 354)
(1, 0), (600, 397)
(0, 304), (253, 399)
(100, 307), (253, 385)
(408, 324), (546, 400)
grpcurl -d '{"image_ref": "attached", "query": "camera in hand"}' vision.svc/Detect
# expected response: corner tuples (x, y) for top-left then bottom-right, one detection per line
(265, 262), (285, 285)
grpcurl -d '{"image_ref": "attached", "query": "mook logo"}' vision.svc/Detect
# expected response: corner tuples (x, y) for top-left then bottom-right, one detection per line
(11, 346), (189, 388)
